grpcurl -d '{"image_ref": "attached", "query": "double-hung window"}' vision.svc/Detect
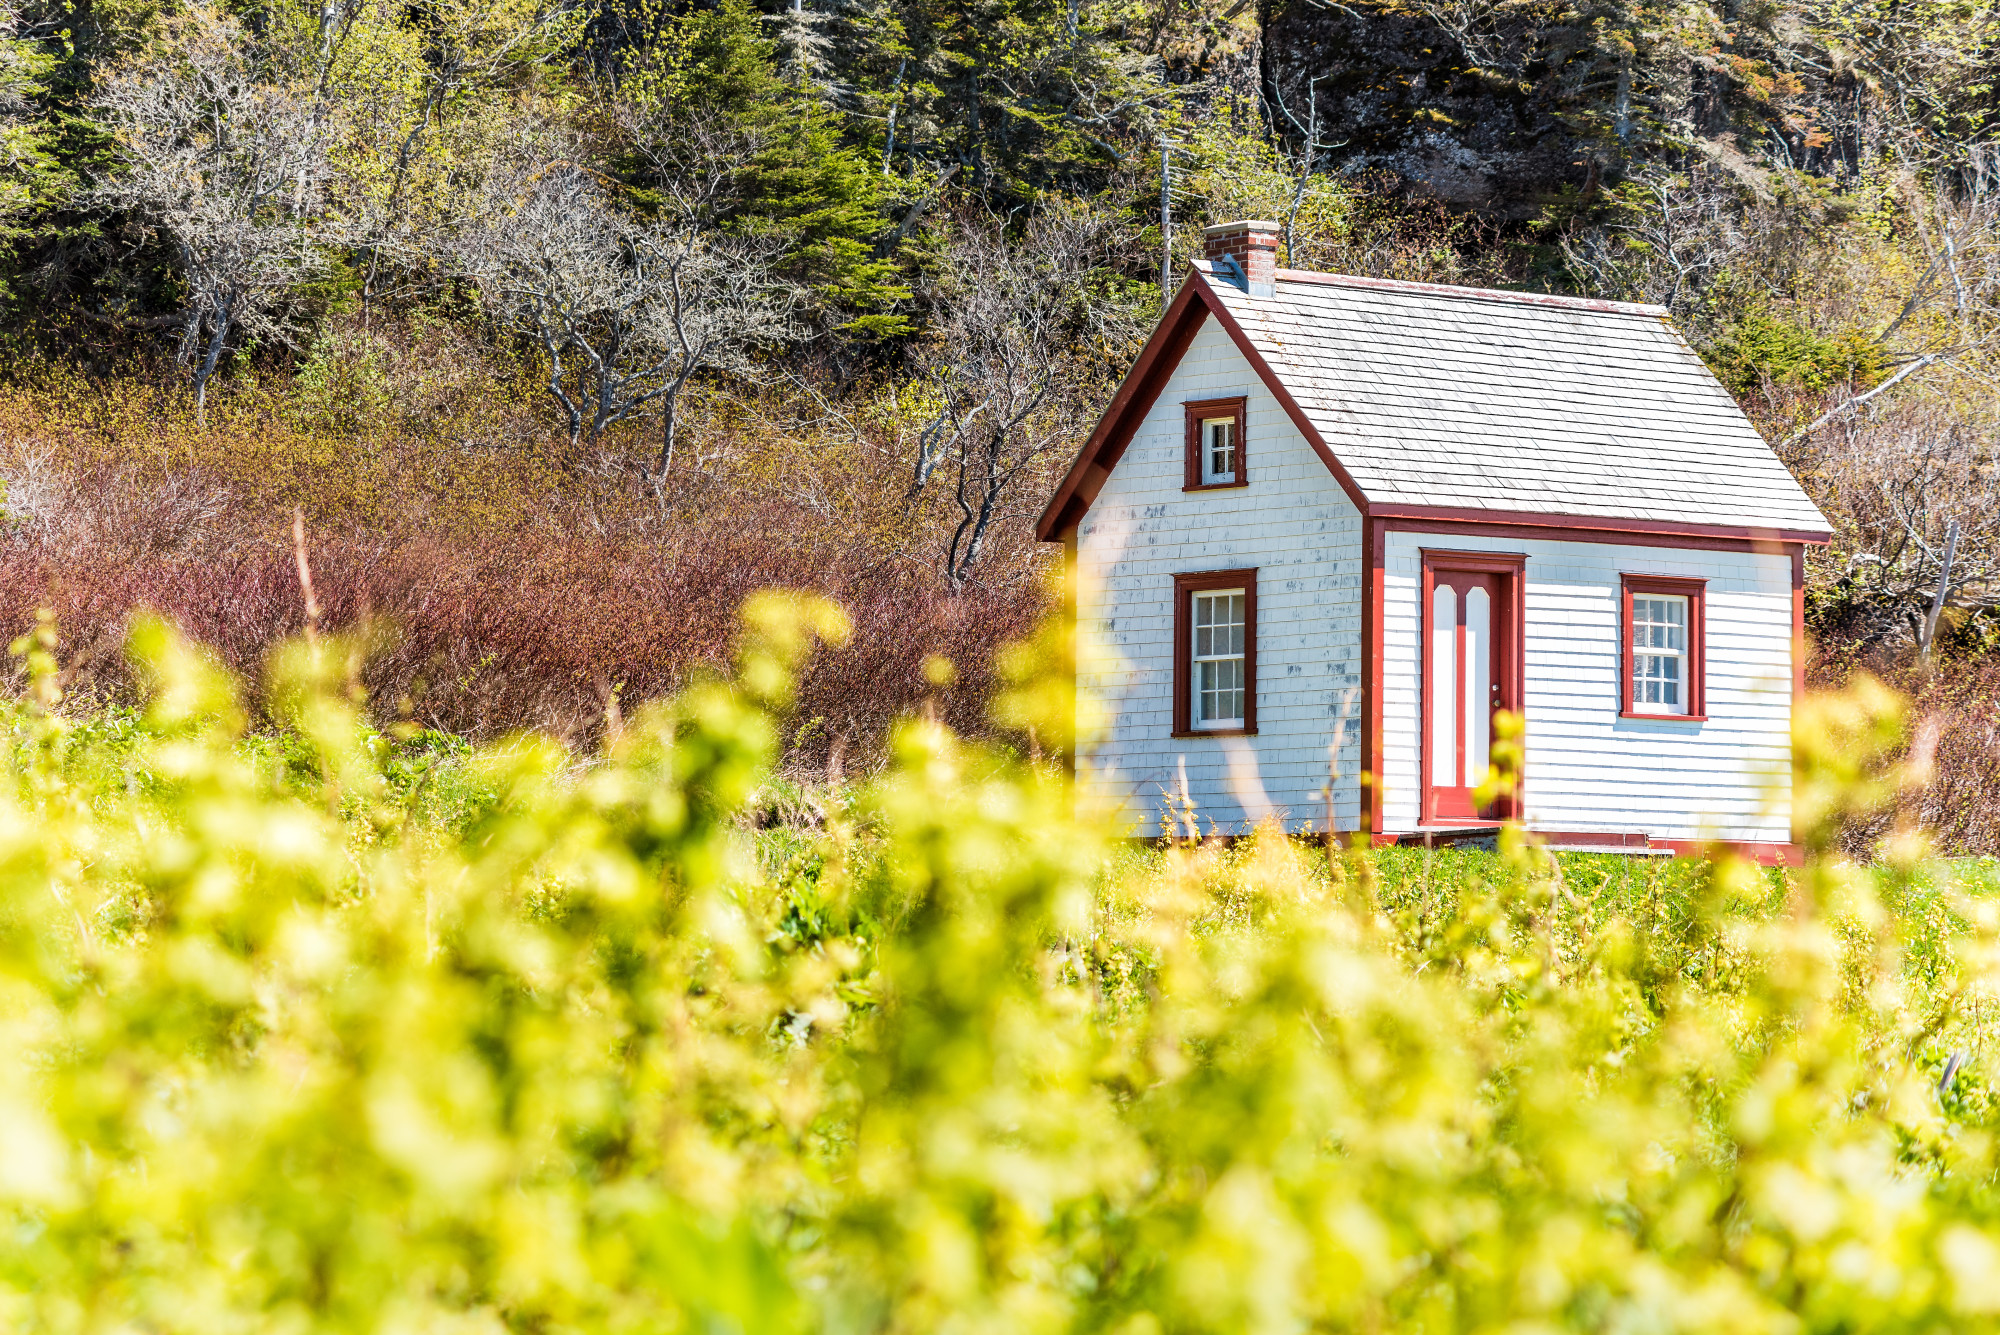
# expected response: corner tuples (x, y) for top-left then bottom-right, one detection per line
(1173, 569), (1257, 735)
(1631, 595), (1687, 711)
(1620, 575), (1706, 719)
(1183, 397), (1248, 490)
(1192, 590), (1247, 726)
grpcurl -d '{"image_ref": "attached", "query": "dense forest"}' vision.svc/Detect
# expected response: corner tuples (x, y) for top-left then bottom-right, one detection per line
(0, 0), (1995, 844)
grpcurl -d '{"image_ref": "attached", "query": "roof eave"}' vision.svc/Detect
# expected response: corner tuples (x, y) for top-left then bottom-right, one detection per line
(1035, 268), (1373, 541)
(1369, 502), (1833, 546)
(1034, 272), (1211, 542)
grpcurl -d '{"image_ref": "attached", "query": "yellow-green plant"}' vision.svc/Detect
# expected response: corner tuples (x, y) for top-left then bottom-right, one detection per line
(4, 599), (2000, 1332)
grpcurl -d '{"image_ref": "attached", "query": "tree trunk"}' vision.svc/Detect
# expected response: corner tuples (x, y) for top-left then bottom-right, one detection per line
(1921, 520), (1962, 661)
(191, 295), (235, 423)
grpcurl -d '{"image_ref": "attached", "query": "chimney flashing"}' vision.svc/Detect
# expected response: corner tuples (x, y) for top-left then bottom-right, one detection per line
(1202, 220), (1279, 298)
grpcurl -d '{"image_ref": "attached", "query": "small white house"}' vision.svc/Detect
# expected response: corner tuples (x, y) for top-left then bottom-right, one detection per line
(1037, 220), (1831, 862)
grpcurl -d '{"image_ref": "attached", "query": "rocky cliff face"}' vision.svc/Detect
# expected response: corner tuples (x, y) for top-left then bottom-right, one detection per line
(1235, 0), (1899, 218)
(1265, 4), (1590, 216)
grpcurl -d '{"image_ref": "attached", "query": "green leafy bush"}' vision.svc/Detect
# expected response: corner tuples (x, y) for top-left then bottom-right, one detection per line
(1704, 307), (1886, 397)
(3, 601), (2000, 1332)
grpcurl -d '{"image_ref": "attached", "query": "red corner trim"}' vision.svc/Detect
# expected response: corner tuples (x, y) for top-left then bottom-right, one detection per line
(1791, 544), (1806, 848)
(1791, 545), (1807, 702)
(1362, 516), (1384, 836)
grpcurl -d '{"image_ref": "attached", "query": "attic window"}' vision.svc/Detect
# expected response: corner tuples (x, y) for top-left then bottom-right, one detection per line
(1621, 575), (1706, 720)
(1203, 418), (1237, 481)
(1183, 397), (1248, 491)
(1172, 568), (1257, 736)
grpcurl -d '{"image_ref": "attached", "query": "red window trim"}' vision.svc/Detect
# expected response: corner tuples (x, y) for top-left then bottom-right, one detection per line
(1418, 550), (1526, 823)
(1182, 397), (1249, 491)
(1172, 568), (1258, 737)
(1620, 574), (1707, 720)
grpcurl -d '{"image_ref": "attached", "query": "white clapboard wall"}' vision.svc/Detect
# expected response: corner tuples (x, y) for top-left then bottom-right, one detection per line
(1379, 530), (1794, 842)
(1075, 318), (1365, 835)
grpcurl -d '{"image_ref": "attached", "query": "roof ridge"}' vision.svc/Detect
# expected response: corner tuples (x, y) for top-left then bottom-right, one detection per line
(1199, 261), (1669, 317)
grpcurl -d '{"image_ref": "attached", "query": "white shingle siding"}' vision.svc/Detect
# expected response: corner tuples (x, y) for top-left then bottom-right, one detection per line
(1380, 530), (1794, 842)
(1076, 319), (1364, 834)
(1201, 268), (1831, 535)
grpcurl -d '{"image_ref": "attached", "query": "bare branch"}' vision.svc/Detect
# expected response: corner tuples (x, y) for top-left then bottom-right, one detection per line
(907, 204), (1147, 590)
(448, 144), (803, 495)
(91, 4), (345, 412)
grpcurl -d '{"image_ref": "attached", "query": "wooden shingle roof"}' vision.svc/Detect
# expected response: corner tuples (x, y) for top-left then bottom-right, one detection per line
(1037, 263), (1833, 542)
(1205, 264), (1831, 532)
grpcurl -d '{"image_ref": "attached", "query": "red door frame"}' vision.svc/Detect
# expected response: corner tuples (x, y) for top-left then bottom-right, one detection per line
(1419, 549), (1526, 824)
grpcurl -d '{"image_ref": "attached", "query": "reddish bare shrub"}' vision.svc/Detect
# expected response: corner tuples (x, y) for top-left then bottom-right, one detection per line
(1902, 658), (2000, 854)
(1809, 642), (2000, 857)
(0, 326), (1063, 767)
(0, 515), (1046, 761)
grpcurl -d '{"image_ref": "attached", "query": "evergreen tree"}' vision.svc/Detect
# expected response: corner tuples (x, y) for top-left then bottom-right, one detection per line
(618, 0), (909, 334)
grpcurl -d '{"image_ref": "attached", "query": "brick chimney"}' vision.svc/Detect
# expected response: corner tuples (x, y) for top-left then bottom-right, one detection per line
(1203, 220), (1279, 297)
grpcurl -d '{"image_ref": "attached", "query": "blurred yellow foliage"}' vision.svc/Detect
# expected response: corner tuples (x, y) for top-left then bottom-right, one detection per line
(0, 604), (1997, 1332)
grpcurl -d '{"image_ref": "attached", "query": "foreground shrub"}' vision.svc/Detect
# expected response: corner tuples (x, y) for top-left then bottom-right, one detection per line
(3, 603), (2000, 1331)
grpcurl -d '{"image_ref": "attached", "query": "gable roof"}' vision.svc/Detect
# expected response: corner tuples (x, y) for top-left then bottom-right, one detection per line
(1037, 264), (1833, 543)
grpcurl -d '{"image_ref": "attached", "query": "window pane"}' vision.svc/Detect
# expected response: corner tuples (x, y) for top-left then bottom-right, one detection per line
(1191, 588), (1247, 726)
(1199, 657), (1243, 723)
(1203, 418), (1236, 480)
(1463, 586), (1489, 787)
(1630, 591), (1688, 714)
(1429, 585), (1456, 778)
(1632, 595), (1686, 652)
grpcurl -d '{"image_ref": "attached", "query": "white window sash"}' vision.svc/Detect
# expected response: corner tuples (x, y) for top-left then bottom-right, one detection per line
(1630, 594), (1689, 714)
(1200, 418), (1237, 484)
(1191, 589), (1247, 728)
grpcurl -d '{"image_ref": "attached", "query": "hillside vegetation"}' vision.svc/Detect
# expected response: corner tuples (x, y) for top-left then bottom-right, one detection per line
(4, 603), (2000, 1331)
(0, 0), (1997, 838)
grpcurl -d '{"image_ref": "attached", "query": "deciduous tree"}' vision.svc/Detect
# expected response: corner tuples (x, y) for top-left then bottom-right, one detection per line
(907, 205), (1144, 590)
(453, 151), (801, 496)
(91, 4), (342, 410)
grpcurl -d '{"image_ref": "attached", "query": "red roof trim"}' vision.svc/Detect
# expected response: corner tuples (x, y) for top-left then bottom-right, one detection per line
(1373, 504), (1831, 547)
(1035, 270), (1369, 540)
(1035, 275), (1212, 541)
(1264, 266), (1670, 318)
